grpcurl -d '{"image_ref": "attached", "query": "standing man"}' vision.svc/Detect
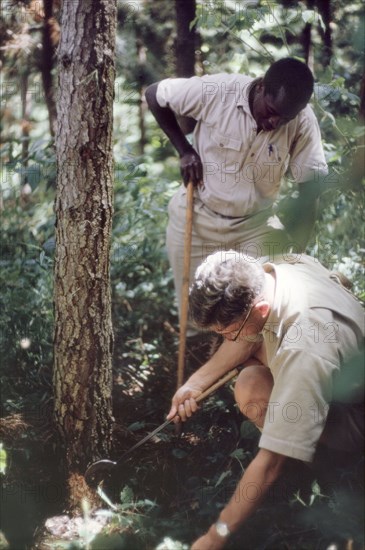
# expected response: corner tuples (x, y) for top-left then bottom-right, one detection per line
(167, 251), (364, 549)
(145, 58), (328, 322)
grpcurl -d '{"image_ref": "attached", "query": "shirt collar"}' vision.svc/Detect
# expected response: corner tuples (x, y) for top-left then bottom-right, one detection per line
(262, 262), (284, 338)
(237, 77), (259, 115)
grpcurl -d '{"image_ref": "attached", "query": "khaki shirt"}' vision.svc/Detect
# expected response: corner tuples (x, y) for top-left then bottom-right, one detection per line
(259, 255), (364, 462)
(157, 74), (328, 217)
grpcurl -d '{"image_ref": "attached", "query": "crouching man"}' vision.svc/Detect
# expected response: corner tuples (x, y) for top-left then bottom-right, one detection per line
(167, 251), (364, 550)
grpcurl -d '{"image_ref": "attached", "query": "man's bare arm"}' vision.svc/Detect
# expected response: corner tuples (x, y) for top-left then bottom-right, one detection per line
(191, 449), (287, 550)
(167, 338), (261, 421)
(145, 82), (202, 186)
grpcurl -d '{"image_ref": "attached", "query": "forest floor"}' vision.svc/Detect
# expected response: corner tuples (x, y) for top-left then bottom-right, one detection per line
(1, 331), (364, 550)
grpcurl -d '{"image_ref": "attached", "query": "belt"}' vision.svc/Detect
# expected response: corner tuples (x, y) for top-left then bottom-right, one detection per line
(210, 210), (243, 220)
(203, 203), (247, 220)
(205, 204), (273, 222)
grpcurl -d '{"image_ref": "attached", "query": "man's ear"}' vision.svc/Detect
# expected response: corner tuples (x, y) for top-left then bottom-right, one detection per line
(254, 300), (270, 319)
(257, 79), (264, 93)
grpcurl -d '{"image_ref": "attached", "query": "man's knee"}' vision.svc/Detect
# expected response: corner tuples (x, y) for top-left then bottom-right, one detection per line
(234, 364), (273, 426)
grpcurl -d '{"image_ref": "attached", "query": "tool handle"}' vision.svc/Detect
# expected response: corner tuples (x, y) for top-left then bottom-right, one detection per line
(146, 368), (239, 440)
(195, 368), (239, 403)
(177, 180), (194, 390)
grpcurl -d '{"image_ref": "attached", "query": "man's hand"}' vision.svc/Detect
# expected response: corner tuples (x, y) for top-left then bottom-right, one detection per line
(191, 526), (227, 550)
(180, 150), (203, 187)
(166, 383), (203, 423)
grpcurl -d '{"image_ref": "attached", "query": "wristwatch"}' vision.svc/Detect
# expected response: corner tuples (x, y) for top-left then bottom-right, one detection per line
(215, 521), (231, 538)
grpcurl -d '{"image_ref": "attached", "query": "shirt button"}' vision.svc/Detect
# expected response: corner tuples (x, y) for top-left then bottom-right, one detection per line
(220, 143), (224, 147)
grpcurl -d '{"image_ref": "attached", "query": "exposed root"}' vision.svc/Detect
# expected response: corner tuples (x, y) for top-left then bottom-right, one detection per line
(68, 472), (101, 511)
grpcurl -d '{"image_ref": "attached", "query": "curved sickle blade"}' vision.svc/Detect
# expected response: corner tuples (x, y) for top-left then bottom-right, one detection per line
(83, 417), (173, 489)
(84, 419), (172, 489)
(84, 459), (117, 489)
(84, 369), (239, 488)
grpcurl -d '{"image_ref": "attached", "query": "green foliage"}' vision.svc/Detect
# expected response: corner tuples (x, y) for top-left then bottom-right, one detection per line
(0, 0), (364, 548)
(292, 479), (329, 507)
(0, 197), (54, 414)
(0, 443), (7, 475)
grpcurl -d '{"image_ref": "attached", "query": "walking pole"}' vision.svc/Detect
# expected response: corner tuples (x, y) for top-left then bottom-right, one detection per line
(177, 181), (194, 392)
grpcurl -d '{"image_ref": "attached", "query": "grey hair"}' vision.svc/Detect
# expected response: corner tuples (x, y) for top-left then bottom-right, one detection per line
(189, 251), (265, 329)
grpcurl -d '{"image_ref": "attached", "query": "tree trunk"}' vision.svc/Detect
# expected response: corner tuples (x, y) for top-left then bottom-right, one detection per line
(360, 73), (365, 121)
(174, 0), (197, 134)
(302, 0), (314, 71)
(137, 38), (147, 155)
(54, 0), (116, 476)
(41, 0), (58, 137)
(316, 0), (332, 68)
(349, 73), (365, 189)
(20, 70), (30, 190)
(175, 0), (197, 78)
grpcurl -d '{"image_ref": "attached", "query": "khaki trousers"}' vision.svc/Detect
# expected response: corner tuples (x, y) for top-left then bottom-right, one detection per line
(166, 186), (292, 331)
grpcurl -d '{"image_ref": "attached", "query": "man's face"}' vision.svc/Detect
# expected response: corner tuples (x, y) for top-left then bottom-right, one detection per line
(212, 303), (263, 342)
(252, 83), (307, 131)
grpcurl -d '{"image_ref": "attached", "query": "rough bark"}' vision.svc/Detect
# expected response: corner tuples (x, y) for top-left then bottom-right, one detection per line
(54, 0), (116, 474)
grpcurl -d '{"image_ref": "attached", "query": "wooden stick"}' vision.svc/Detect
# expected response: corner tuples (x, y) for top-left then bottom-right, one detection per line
(195, 368), (240, 403)
(132, 369), (239, 452)
(114, 368), (240, 464)
(177, 181), (194, 390)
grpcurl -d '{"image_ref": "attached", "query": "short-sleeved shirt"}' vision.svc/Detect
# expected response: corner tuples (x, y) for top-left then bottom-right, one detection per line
(157, 74), (328, 217)
(258, 255), (364, 462)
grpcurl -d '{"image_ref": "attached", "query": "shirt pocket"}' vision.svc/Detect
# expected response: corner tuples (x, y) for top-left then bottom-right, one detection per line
(266, 144), (290, 176)
(210, 128), (242, 171)
(256, 144), (290, 197)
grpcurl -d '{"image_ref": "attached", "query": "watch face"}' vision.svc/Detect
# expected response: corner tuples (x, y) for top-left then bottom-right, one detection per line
(216, 521), (230, 537)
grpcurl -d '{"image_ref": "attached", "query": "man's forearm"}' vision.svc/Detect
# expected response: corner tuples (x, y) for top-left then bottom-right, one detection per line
(191, 449), (287, 550)
(145, 83), (194, 157)
(218, 449), (286, 532)
(186, 338), (260, 391)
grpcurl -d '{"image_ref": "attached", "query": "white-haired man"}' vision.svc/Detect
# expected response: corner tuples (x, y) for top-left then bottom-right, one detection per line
(167, 251), (364, 550)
